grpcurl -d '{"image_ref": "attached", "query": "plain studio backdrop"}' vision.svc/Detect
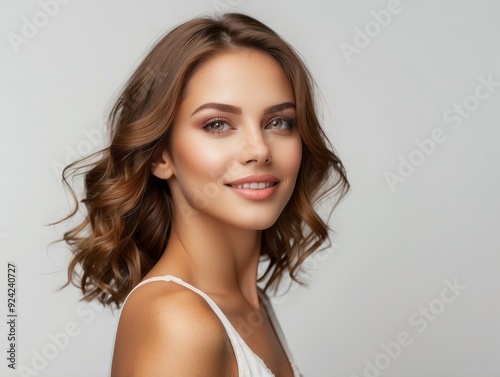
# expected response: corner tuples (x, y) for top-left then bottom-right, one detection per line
(1, 1), (499, 376)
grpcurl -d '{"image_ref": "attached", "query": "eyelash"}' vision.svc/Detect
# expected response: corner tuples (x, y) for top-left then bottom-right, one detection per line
(268, 116), (296, 130)
(202, 116), (296, 135)
(202, 117), (232, 135)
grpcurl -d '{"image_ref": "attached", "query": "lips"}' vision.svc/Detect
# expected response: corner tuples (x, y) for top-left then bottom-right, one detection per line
(225, 174), (279, 199)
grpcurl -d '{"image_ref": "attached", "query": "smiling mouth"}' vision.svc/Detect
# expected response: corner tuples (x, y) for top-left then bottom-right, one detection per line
(227, 182), (277, 190)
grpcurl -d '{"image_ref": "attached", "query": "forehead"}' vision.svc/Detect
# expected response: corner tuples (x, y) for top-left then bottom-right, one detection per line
(180, 50), (294, 111)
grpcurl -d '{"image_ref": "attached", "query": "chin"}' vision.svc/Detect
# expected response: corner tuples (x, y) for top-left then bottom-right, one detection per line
(231, 210), (283, 231)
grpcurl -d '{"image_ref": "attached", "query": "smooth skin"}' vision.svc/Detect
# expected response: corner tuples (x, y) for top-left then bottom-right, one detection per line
(111, 49), (301, 377)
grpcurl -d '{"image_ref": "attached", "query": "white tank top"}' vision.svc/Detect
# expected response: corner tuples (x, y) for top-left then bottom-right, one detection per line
(114, 274), (302, 377)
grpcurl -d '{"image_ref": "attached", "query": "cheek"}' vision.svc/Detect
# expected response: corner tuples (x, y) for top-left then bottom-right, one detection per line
(275, 137), (302, 177)
(173, 133), (228, 183)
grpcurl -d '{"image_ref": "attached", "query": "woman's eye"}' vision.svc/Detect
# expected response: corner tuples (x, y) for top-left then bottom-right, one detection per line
(266, 116), (295, 130)
(203, 119), (231, 133)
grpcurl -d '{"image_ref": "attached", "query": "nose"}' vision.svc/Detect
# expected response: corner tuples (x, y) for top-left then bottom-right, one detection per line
(238, 130), (272, 166)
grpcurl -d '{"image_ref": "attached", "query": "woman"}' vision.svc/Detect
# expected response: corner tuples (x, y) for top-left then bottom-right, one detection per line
(58, 13), (349, 376)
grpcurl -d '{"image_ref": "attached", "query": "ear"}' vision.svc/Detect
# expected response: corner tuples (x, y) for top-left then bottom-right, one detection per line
(150, 146), (175, 180)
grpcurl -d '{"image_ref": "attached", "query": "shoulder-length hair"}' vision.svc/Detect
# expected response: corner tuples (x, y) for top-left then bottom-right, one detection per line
(56, 13), (350, 307)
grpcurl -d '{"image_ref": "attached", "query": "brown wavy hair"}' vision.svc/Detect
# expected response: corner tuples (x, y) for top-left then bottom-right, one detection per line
(53, 13), (350, 307)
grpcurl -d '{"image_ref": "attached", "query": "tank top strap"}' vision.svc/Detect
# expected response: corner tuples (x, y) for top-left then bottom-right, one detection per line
(127, 275), (233, 330)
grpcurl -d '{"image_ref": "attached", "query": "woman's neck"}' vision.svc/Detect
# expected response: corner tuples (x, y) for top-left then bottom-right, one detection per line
(151, 212), (263, 309)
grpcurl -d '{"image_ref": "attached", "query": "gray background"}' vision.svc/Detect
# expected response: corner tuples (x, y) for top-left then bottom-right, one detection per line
(1, 0), (499, 376)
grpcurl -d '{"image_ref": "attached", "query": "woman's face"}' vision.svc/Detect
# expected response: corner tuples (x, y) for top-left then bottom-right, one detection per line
(159, 49), (302, 230)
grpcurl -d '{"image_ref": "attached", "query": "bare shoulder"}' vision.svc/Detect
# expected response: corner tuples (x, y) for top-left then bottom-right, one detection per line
(111, 279), (233, 377)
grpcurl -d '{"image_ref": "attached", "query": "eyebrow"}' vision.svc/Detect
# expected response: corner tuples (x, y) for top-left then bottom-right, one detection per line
(190, 102), (295, 116)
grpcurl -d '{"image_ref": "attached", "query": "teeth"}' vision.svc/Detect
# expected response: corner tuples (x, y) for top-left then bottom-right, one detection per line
(231, 182), (274, 190)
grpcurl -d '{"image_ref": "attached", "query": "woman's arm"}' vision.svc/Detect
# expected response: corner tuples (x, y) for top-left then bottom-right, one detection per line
(111, 283), (234, 376)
